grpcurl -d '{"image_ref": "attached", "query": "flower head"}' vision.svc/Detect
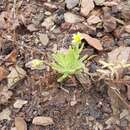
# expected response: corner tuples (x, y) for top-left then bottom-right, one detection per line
(72, 32), (82, 44)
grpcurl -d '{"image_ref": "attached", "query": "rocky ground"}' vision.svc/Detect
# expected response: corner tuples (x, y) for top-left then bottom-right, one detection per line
(1, 0), (130, 130)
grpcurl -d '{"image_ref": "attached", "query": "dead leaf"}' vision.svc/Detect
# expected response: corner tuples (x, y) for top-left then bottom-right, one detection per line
(80, 0), (94, 17)
(0, 108), (11, 121)
(15, 117), (27, 130)
(7, 66), (26, 88)
(0, 67), (8, 81)
(5, 50), (17, 64)
(0, 86), (12, 104)
(32, 116), (54, 126)
(81, 33), (103, 51)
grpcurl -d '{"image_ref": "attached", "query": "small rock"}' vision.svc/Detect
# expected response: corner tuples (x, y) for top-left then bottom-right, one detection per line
(27, 24), (38, 32)
(101, 35), (115, 50)
(76, 71), (91, 90)
(13, 99), (28, 109)
(41, 91), (50, 96)
(121, 4), (130, 20)
(44, 11), (52, 16)
(54, 8), (65, 25)
(32, 13), (44, 26)
(124, 38), (130, 46)
(52, 44), (58, 52)
(97, 32), (103, 38)
(93, 122), (103, 130)
(0, 12), (8, 30)
(0, 86), (12, 104)
(65, 0), (79, 9)
(48, 33), (56, 40)
(64, 12), (84, 23)
(52, 27), (61, 34)
(88, 116), (95, 121)
(39, 34), (49, 46)
(15, 117), (27, 130)
(69, 23), (88, 33)
(42, 16), (54, 30)
(108, 46), (130, 64)
(115, 126), (121, 130)
(125, 25), (130, 33)
(102, 103), (112, 114)
(70, 100), (77, 106)
(0, 108), (11, 121)
(32, 116), (54, 126)
(61, 22), (72, 31)
(87, 15), (102, 25)
(11, 127), (17, 130)
(126, 114), (130, 122)
(44, 2), (57, 12)
(80, 0), (94, 17)
(120, 119), (128, 128)
(103, 15), (117, 32)
(70, 94), (77, 106)
(7, 66), (26, 88)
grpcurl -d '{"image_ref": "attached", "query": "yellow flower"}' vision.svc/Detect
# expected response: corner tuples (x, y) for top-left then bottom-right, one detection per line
(72, 32), (82, 44)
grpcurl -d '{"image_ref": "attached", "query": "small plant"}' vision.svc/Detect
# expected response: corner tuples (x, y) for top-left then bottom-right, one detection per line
(97, 60), (130, 80)
(25, 59), (45, 70)
(51, 33), (86, 82)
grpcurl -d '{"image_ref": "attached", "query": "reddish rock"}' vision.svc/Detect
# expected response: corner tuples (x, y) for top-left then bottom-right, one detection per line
(44, 2), (58, 12)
